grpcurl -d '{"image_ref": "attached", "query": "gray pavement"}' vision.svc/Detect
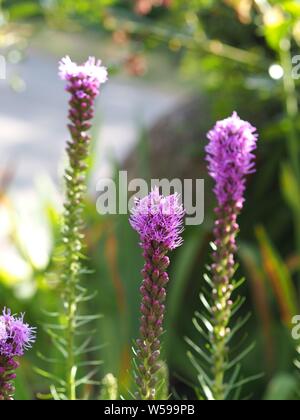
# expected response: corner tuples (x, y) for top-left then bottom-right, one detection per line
(0, 50), (181, 195)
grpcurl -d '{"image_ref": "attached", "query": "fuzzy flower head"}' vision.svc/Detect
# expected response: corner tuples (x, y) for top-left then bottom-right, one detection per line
(0, 309), (36, 358)
(130, 187), (185, 250)
(59, 56), (107, 101)
(59, 56), (108, 85)
(206, 112), (258, 207)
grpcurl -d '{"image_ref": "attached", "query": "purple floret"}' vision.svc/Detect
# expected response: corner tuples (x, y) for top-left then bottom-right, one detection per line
(130, 188), (185, 399)
(130, 187), (185, 251)
(0, 309), (36, 400)
(206, 112), (258, 207)
(59, 56), (108, 85)
(0, 308), (36, 358)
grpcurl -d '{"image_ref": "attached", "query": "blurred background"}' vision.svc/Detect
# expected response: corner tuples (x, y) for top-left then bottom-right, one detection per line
(0, 0), (300, 400)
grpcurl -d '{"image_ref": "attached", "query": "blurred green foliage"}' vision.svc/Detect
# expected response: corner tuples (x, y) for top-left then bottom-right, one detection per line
(1, 0), (300, 400)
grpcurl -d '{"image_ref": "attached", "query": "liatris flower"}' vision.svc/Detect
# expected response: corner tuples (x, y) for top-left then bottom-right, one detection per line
(130, 187), (185, 400)
(206, 111), (257, 208)
(58, 56), (107, 400)
(0, 309), (35, 400)
(204, 112), (258, 399)
(59, 56), (107, 138)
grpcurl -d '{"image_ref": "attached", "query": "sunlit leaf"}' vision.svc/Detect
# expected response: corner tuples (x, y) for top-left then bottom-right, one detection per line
(280, 163), (300, 213)
(264, 373), (298, 400)
(256, 226), (298, 326)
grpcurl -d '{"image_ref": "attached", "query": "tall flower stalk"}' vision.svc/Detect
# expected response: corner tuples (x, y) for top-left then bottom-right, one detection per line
(58, 56), (107, 400)
(206, 112), (258, 399)
(188, 112), (258, 400)
(0, 308), (35, 400)
(130, 188), (185, 400)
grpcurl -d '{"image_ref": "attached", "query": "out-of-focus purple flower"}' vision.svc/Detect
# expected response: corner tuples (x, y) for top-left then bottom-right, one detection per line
(130, 187), (185, 251)
(59, 56), (108, 85)
(58, 57), (107, 400)
(0, 309), (35, 400)
(206, 112), (258, 207)
(59, 56), (107, 137)
(0, 309), (36, 358)
(130, 188), (185, 399)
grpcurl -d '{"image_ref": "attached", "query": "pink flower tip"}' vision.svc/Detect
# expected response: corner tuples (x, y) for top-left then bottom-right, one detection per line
(206, 112), (258, 206)
(59, 56), (108, 84)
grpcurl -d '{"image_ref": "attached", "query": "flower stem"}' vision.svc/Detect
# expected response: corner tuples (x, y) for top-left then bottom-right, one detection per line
(135, 244), (170, 400)
(130, 188), (184, 400)
(62, 121), (90, 401)
(0, 357), (18, 400)
(211, 204), (239, 400)
(58, 56), (107, 401)
(280, 39), (299, 179)
(279, 38), (300, 287)
(59, 56), (107, 400)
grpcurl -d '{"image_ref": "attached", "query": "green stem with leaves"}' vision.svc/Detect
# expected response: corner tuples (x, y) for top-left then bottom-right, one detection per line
(210, 204), (239, 400)
(62, 130), (90, 400)
(57, 56), (107, 400)
(279, 37), (300, 286)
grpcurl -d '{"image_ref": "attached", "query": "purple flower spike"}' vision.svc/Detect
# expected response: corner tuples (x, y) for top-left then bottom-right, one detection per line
(59, 56), (107, 136)
(204, 113), (258, 399)
(206, 112), (258, 207)
(0, 309), (36, 400)
(59, 56), (107, 400)
(130, 187), (185, 251)
(130, 188), (185, 400)
(59, 56), (108, 87)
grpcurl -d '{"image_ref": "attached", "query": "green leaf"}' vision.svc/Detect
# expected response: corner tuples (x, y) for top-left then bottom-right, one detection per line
(34, 367), (66, 387)
(225, 342), (256, 371)
(165, 227), (207, 356)
(280, 163), (300, 213)
(262, 6), (291, 51)
(185, 336), (212, 365)
(256, 226), (299, 326)
(155, 362), (170, 400)
(264, 373), (298, 400)
(8, 2), (41, 19)
(14, 367), (32, 401)
(282, 1), (300, 17)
